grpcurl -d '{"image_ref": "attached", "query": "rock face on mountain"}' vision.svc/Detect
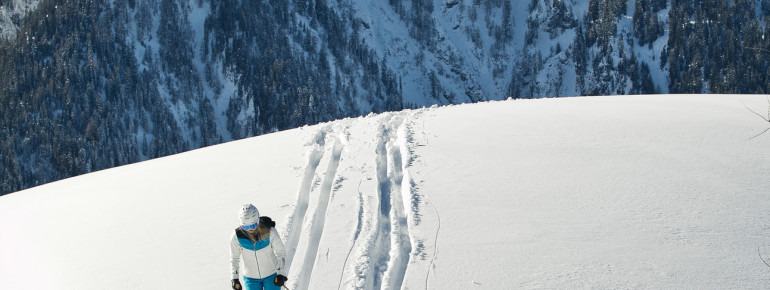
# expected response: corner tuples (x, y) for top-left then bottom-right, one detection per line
(1, 0), (769, 195)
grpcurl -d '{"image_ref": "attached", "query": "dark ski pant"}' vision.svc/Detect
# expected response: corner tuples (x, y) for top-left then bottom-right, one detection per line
(244, 273), (280, 290)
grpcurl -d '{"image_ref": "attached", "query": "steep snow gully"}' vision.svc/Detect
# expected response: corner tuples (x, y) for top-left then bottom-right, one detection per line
(281, 111), (434, 290)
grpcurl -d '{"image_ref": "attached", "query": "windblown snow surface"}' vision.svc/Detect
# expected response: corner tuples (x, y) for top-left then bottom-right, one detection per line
(2, 95), (770, 289)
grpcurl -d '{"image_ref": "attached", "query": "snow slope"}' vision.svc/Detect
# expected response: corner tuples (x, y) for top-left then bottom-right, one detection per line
(1, 94), (770, 289)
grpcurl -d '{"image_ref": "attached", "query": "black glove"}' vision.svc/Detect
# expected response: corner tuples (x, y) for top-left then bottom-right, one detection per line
(231, 279), (242, 290)
(274, 274), (288, 287)
(260, 216), (276, 228)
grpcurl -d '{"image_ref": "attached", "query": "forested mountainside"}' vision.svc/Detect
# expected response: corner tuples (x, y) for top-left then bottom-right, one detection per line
(1, 0), (769, 195)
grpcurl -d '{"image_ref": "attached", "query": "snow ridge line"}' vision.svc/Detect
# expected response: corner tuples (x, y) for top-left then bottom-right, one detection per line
(295, 138), (345, 290)
(283, 130), (327, 273)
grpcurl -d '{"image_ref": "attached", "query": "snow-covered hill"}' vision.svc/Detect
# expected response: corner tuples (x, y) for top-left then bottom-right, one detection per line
(2, 95), (770, 289)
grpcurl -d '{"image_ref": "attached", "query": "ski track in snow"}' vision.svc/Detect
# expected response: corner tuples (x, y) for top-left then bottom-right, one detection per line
(383, 117), (413, 290)
(295, 135), (345, 289)
(370, 122), (393, 290)
(285, 113), (426, 290)
(284, 130), (327, 273)
(342, 114), (416, 290)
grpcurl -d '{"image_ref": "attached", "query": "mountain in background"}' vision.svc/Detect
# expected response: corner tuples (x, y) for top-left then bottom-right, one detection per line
(1, 0), (770, 195)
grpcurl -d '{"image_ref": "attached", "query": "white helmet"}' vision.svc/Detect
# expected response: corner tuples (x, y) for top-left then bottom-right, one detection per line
(239, 204), (260, 226)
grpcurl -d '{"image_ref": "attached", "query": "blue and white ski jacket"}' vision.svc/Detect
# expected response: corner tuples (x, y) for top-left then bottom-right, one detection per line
(229, 226), (287, 280)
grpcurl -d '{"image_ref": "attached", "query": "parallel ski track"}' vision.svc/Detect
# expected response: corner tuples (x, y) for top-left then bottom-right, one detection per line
(296, 115), (420, 290)
(347, 115), (413, 290)
(370, 127), (393, 290)
(284, 131), (327, 273)
(382, 119), (412, 290)
(295, 138), (345, 289)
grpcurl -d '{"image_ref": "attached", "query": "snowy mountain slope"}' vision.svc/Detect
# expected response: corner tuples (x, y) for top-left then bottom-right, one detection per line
(0, 0), (40, 40)
(2, 94), (770, 289)
(5, 0), (770, 196)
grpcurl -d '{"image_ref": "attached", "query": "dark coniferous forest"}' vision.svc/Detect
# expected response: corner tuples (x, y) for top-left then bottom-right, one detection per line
(1, 0), (769, 195)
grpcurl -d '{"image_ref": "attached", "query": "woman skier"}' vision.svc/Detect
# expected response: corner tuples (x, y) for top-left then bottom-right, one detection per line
(230, 204), (288, 290)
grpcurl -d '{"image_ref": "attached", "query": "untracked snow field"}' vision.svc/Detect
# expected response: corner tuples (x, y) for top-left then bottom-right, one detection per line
(1, 95), (770, 289)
